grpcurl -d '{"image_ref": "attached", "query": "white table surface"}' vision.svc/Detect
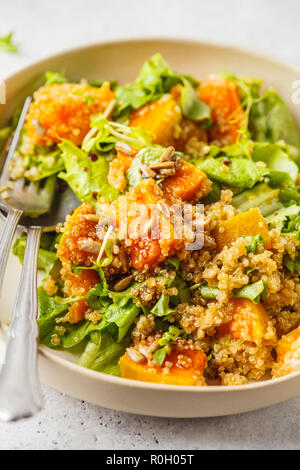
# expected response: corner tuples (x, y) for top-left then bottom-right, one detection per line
(0, 0), (299, 450)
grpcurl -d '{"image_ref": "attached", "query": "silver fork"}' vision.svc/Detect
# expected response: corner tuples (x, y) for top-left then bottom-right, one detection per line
(0, 97), (32, 290)
(0, 99), (56, 421)
(0, 98), (54, 286)
(0, 98), (79, 421)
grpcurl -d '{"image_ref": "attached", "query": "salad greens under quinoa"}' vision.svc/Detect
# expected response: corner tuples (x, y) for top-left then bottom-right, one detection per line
(3, 53), (300, 385)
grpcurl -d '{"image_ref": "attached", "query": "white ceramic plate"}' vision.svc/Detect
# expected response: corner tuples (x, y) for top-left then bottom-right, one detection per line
(0, 38), (300, 417)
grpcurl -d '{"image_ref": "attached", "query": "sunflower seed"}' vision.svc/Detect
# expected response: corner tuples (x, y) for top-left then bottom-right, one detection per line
(149, 160), (176, 170)
(78, 238), (101, 253)
(82, 214), (100, 222)
(127, 348), (145, 363)
(140, 164), (157, 178)
(160, 146), (175, 162)
(32, 119), (46, 136)
(113, 274), (134, 292)
(115, 141), (136, 155)
(158, 168), (176, 176)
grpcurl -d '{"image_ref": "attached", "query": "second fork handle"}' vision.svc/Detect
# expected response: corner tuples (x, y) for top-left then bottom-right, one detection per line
(0, 207), (23, 291)
(0, 226), (42, 421)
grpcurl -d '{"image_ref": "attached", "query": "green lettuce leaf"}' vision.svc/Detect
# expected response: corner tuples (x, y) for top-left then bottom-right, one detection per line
(200, 285), (220, 300)
(233, 280), (268, 304)
(153, 325), (183, 366)
(232, 183), (283, 217)
(195, 156), (268, 190)
(241, 234), (265, 253)
(283, 252), (300, 275)
(249, 88), (300, 163)
(252, 142), (298, 184)
(0, 32), (18, 53)
(100, 300), (140, 341)
(266, 204), (300, 235)
(79, 332), (125, 374)
(44, 71), (66, 86)
(58, 139), (119, 203)
(13, 232), (59, 275)
(180, 79), (211, 122)
(86, 281), (110, 309)
(82, 117), (152, 155)
(165, 257), (180, 272)
(197, 279), (268, 303)
(0, 127), (11, 153)
(38, 286), (69, 339)
(151, 294), (174, 317)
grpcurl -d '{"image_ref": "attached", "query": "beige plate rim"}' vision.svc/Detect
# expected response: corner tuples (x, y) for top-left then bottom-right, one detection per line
(2, 36), (300, 396)
(3, 35), (300, 84)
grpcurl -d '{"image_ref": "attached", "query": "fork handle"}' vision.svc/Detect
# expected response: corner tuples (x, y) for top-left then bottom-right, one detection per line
(0, 226), (42, 421)
(0, 207), (23, 291)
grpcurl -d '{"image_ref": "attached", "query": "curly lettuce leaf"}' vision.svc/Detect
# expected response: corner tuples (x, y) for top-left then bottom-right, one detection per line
(58, 139), (119, 203)
(151, 294), (174, 317)
(82, 117), (152, 155)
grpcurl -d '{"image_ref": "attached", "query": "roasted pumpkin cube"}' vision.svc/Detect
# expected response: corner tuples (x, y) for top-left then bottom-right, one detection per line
(130, 94), (181, 146)
(212, 208), (272, 252)
(57, 203), (100, 268)
(25, 82), (115, 147)
(108, 150), (136, 192)
(272, 325), (300, 377)
(104, 179), (184, 271)
(119, 344), (207, 385)
(161, 159), (212, 201)
(218, 298), (275, 344)
(57, 203), (100, 322)
(198, 77), (246, 145)
(277, 325), (300, 361)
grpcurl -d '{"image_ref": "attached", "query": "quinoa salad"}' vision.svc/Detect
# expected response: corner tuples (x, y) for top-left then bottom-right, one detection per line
(2, 54), (300, 386)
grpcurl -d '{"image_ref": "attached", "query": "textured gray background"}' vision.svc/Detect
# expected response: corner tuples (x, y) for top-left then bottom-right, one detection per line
(0, 0), (299, 450)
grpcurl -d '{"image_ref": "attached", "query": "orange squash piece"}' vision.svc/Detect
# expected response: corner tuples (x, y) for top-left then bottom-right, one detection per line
(161, 159), (212, 201)
(25, 82), (115, 147)
(198, 77), (245, 145)
(276, 325), (300, 362)
(119, 345), (207, 385)
(130, 94), (181, 145)
(108, 150), (136, 192)
(272, 325), (300, 377)
(57, 203), (100, 323)
(103, 178), (183, 271)
(218, 298), (274, 344)
(57, 203), (99, 268)
(212, 208), (272, 252)
(130, 238), (162, 271)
